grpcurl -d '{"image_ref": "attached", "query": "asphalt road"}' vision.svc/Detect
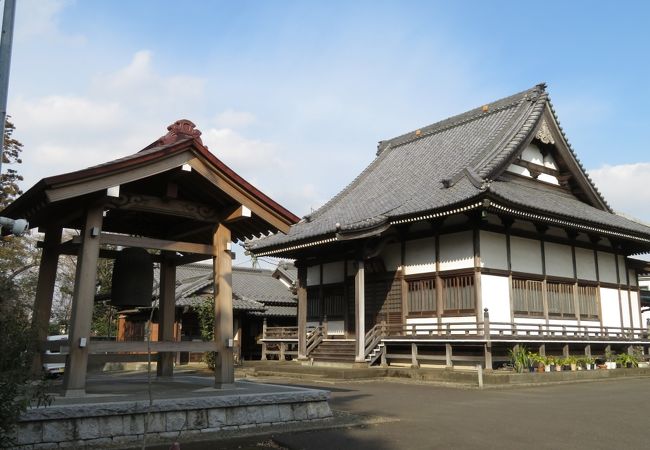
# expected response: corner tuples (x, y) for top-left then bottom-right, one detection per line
(149, 377), (650, 450)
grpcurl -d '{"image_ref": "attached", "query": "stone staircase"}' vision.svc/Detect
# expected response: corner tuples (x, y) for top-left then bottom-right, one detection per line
(309, 339), (356, 363)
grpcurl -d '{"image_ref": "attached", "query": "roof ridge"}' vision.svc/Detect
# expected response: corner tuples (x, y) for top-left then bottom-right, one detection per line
(304, 84), (547, 224)
(377, 83), (547, 155)
(476, 90), (549, 179)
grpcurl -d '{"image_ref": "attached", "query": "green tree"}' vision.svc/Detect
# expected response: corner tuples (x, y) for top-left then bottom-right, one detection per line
(196, 296), (216, 369)
(0, 119), (50, 444)
(1, 117), (23, 208)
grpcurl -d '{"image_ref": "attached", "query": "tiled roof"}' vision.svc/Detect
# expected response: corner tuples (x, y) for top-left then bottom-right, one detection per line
(155, 263), (296, 316)
(249, 84), (650, 254)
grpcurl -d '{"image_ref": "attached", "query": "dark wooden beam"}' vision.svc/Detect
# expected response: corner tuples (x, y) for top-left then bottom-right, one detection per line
(105, 193), (221, 222)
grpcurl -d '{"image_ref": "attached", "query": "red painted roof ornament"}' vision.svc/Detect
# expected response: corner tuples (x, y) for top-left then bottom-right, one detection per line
(158, 119), (203, 146)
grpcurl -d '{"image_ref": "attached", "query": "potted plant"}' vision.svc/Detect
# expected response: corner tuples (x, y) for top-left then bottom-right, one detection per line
(616, 353), (638, 368)
(508, 346), (529, 373)
(605, 349), (617, 369)
(583, 356), (595, 370)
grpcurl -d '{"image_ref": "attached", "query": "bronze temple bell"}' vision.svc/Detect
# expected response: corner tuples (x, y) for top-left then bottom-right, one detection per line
(111, 247), (154, 307)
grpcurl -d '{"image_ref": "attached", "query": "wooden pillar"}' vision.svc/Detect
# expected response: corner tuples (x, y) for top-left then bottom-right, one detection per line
(213, 224), (234, 388)
(411, 343), (419, 368)
(483, 308), (492, 370)
(562, 344), (570, 358)
(445, 343), (453, 368)
(484, 344), (493, 371)
(31, 226), (62, 375)
(538, 344), (546, 357)
(62, 206), (103, 397)
(261, 318), (267, 360)
(473, 225), (482, 320)
(585, 344), (591, 358)
(157, 252), (176, 377)
(297, 267), (307, 360)
(355, 260), (366, 363)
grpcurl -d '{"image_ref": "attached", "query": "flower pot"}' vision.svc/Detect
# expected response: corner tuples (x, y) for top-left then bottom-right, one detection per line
(555, 364), (562, 372)
(570, 363), (577, 371)
(544, 365), (551, 372)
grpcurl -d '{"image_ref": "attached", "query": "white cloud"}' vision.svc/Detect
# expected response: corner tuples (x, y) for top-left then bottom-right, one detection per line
(214, 110), (257, 129)
(589, 162), (650, 223)
(11, 95), (121, 131)
(92, 50), (205, 109)
(16, 0), (84, 44)
(202, 127), (285, 171)
(8, 50), (209, 187)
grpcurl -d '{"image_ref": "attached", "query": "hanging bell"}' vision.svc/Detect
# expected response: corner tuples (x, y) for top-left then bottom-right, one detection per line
(111, 247), (154, 307)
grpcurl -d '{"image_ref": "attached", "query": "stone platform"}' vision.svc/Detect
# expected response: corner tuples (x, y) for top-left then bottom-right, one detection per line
(12, 371), (332, 449)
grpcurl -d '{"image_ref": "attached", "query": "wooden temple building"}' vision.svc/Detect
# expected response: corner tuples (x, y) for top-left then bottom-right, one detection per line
(248, 84), (650, 368)
(1, 119), (298, 396)
(117, 263), (297, 362)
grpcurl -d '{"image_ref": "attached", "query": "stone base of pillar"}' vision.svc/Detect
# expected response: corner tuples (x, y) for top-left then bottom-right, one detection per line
(63, 389), (86, 398)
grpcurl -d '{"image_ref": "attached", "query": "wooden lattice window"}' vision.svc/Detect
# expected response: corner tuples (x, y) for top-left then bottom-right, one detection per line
(407, 277), (436, 315)
(577, 284), (599, 320)
(512, 279), (544, 317)
(547, 282), (575, 318)
(322, 283), (345, 317)
(442, 274), (475, 315)
(307, 286), (321, 319)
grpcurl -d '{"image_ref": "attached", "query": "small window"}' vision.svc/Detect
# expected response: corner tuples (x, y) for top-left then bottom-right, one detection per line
(407, 277), (436, 315)
(442, 274), (475, 315)
(547, 282), (575, 318)
(577, 284), (599, 320)
(512, 279), (544, 317)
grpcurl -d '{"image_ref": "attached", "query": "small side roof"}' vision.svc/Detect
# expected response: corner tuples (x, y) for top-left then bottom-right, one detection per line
(2, 120), (299, 243)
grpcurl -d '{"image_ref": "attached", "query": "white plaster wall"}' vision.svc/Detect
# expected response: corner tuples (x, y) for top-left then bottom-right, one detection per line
(621, 293), (631, 328)
(629, 270), (637, 287)
(307, 265), (320, 286)
(506, 164), (530, 177)
(537, 173), (559, 185)
(480, 274), (510, 323)
(597, 252), (617, 284)
(440, 316), (477, 323)
(406, 317), (438, 325)
(543, 153), (558, 170)
(439, 231), (474, 271)
(510, 236), (542, 274)
(381, 242), (402, 272)
(404, 237), (436, 275)
(479, 231), (508, 270)
(575, 247), (597, 281)
(322, 261), (344, 284)
(521, 143), (544, 165)
(544, 242), (573, 278)
(600, 288), (622, 330)
(325, 320), (345, 336)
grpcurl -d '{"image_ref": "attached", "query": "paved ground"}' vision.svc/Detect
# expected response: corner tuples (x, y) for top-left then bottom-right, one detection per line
(146, 375), (650, 450)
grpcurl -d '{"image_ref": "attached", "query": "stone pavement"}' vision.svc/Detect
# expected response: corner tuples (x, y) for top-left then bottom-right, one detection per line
(139, 374), (650, 450)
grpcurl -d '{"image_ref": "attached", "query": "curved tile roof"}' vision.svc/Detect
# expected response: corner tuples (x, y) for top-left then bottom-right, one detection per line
(249, 83), (650, 255)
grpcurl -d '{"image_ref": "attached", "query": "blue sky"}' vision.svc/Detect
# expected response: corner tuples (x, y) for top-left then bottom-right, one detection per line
(6, 0), (650, 263)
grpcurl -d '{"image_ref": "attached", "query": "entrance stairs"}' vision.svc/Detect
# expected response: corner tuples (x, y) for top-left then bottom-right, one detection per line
(310, 339), (356, 363)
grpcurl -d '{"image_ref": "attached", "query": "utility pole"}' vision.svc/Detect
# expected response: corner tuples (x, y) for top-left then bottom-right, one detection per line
(0, 0), (16, 176)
